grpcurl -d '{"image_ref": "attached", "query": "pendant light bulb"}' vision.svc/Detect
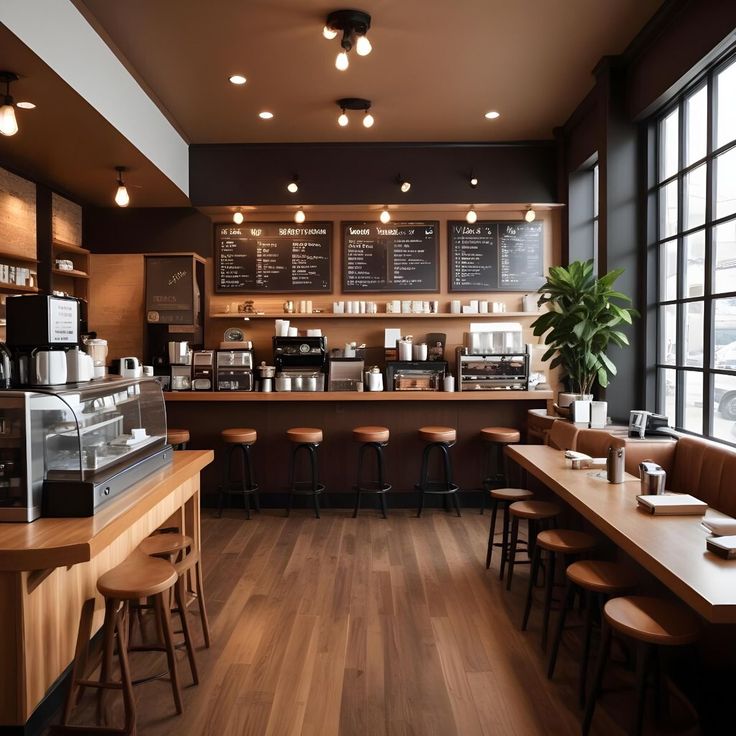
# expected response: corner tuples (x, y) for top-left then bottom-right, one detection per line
(525, 207), (536, 223)
(114, 167), (130, 207)
(363, 111), (374, 128)
(336, 51), (349, 71)
(466, 206), (477, 224)
(294, 207), (306, 224)
(287, 178), (299, 194)
(400, 181), (411, 193)
(338, 111), (349, 127)
(322, 25), (338, 40)
(470, 176), (479, 188)
(379, 207), (391, 224)
(0, 100), (18, 136)
(355, 35), (372, 56)
(233, 210), (244, 225)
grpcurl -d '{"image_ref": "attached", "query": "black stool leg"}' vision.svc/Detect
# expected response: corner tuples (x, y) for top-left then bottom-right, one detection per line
(582, 620), (613, 736)
(499, 503), (511, 580)
(506, 516), (520, 590)
(377, 444), (388, 518)
(486, 499), (499, 569)
(353, 443), (366, 518)
(245, 443), (260, 512)
(541, 551), (557, 650)
(218, 445), (236, 518)
(239, 446), (251, 520)
(416, 444), (431, 517)
(309, 445), (320, 519)
(579, 590), (597, 707)
(547, 578), (575, 679)
(633, 642), (654, 736)
(522, 544), (541, 630)
(445, 446), (461, 518)
(286, 444), (298, 516)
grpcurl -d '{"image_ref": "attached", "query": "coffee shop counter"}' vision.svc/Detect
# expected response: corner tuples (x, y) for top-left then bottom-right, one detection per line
(165, 391), (553, 503)
(0, 450), (213, 728)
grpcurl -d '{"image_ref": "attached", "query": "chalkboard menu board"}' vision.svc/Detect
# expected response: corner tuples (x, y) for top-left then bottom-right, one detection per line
(342, 221), (439, 292)
(449, 220), (545, 292)
(215, 222), (332, 293)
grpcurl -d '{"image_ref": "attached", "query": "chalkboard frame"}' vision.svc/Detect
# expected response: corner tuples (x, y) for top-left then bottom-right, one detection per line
(214, 221), (333, 294)
(341, 220), (440, 293)
(447, 219), (545, 293)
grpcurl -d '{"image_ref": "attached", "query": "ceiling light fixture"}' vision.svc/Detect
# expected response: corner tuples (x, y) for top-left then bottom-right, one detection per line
(485, 111), (500, 120)
(323, 9), (372, 71)
(379, 207), (391, 224)
(16, 101), (35, 110)
(0, 72), (20, 137)
(466, 206), (477, 224)
(114, 166), (130, 208)
(294, 207), (306, 224)
(229, 74), (247, 85)
(258, 111), (274, 120)
(469, 173), (479, 188)
(287, 176), (299, 194)
(396, 175), (411, 193)
(525, 206), (536, 223)
(336, 98), (373, 128)
(233, 210), (244, 225)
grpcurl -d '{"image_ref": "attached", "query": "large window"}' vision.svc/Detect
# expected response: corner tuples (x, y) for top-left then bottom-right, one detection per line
(653, 53), (736, 443)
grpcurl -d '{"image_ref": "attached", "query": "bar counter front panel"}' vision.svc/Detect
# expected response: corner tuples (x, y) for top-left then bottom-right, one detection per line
(165, 391), (552, 505)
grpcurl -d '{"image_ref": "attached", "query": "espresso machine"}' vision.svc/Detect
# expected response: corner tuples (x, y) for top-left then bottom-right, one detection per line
(273, 336), (327, 391)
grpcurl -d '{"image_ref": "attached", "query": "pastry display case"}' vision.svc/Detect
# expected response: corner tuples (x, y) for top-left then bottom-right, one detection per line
(0, 377), (171, 521)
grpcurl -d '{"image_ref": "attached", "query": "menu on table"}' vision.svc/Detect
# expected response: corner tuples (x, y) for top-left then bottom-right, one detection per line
(449, 220), (545, 292)
(342, 221), (439, 292)
(215, 222), (332, 293)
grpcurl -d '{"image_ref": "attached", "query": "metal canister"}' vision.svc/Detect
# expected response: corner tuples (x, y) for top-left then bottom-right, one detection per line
(606, 445), (625, 484)
(639, 461), (666, 495)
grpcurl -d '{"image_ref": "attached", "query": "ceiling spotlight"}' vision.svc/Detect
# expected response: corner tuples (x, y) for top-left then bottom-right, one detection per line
(233, 210), (244, 225)
(259, 111), (274, 120)
(396, 175), (411, 193)
(114, 166), (130, 208)
(485, 110), (500, 119)
(466, 206), (477, 224)
(0, 72), (19, 137)
(16, 101), (35, 110)
(525, 206), (536, 223)
(229, 74), (247, 85)
(336, 98), (373, 129)
(294, 207), (306, 224)
(287, 176), (299, 194)
(324, 9), (372, 70)
(379, 207), (391, 224)
(469, 175), (479, 188)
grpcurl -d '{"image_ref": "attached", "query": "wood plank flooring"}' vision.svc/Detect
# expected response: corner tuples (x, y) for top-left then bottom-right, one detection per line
(53, 509), (633, 735)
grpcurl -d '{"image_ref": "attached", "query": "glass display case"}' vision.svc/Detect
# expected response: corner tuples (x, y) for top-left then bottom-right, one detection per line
(0, 377), (171, 521)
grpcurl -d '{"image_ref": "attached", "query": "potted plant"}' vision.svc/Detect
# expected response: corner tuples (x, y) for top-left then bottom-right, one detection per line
(530, 260), (637, 422)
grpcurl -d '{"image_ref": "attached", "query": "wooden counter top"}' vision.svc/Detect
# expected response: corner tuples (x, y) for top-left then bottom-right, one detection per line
(165, 390), (553, 402)
(0, 450), (213, 572)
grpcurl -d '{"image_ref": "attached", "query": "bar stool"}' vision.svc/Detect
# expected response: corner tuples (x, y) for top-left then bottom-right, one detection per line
(583, 596), (700, 736)
(139, 532), (211, 650)
(167, 428), (190, 450)
(485, 487), (534, 577)
(415, 426), (460, 517)
(521, 529), (597, 650)
(547, 560), (638, 706)
(286, 427), (325, 518)
(505, 500), (561, 591)
(217, 428), (259, 519)
(352, 425), (391, 518)
(479, 426), (521, 513)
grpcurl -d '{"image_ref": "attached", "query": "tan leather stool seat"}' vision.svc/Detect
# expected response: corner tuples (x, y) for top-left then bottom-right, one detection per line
(490, 487), (534, 502)
(481, 426), (521, 444)
(97, 552), (177, 600)
(139, 533), (193, 558)
(353, 425), (390, 444)
(221, 427), (257, 445)
(566, 560), (638, 594)
(419, 426), (456, 443)
(536, 529), (597, 554)
(509, 500), (561, 520)
(287, 427), (323, 444)
(167, 428), (190, 446)
(604, 596), (700, 646)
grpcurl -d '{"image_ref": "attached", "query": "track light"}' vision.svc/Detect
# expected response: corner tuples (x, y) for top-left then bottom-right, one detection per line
(294, 207), (306, 224)
(336, 98), (373, 129)
(233, 210), (244, 225)
(379, 207), (391, 224)
(466, 206), (477, 224)
(287, 176), (299, 194)
(114, 167), (130, 207)
(525, 206), (536, 223)
(0, 72), (20, 137)
(397, 175), (411, 193)
(324, 9), (373, 70)
(363, 111), (374, 128)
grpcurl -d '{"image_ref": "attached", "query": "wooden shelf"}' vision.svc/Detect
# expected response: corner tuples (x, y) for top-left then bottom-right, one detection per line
(0, 249), (39, 264)
(210, 311), (541, 320)
(52, 268), (89, 279)
(52, 239), (90, 256)
(0, 283), (39, 293)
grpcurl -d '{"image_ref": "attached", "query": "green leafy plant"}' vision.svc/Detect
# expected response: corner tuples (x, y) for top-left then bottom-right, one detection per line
(530, 260), (638, 397)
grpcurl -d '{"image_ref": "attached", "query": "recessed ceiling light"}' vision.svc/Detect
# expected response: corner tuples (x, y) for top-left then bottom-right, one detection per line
(229, 74), (247, 85)
(485, 111), (500, 120)
(16, 101), (35, 109)
(259, 111), (274, 120)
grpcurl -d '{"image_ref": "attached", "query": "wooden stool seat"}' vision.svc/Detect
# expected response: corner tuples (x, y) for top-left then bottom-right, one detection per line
(221, 427), (257, 445)
(97, 553), (177, 600)
(139, 533), (193, 558)
(604, 595), (700, 646)
(418, 426), (456, 443)
(287, 427), (323, 444)
(509, 500), (561, 520)
(490, 487), (534, 502)
(353, 425), (390, 444)
(167, 428), (190, 446)
(536, 529), (597, 554)
(481, 426), (521, 444)
(566, 560), (638, 594)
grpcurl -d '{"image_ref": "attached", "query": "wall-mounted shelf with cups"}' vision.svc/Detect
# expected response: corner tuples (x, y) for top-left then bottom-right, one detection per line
(210, 311), (540, 319)
(51, 239), (90, 299)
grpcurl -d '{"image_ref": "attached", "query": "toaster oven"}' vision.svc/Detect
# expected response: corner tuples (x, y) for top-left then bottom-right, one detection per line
(385, 361), (447, 391)
(457, 351), (529, 391)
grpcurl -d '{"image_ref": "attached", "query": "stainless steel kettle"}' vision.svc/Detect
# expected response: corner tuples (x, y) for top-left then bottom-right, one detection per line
(639, 460), (666, 495)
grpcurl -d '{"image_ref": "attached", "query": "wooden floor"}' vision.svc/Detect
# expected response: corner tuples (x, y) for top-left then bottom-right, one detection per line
(55, 509), (643, 735)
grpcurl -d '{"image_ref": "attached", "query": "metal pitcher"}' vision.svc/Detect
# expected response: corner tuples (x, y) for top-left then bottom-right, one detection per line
(606, 445), (625, 484)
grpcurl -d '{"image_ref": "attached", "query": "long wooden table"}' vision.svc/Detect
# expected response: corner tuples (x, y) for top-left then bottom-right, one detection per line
(0, 450), (213, 728)
(506, 444), (736, 624)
